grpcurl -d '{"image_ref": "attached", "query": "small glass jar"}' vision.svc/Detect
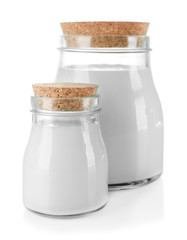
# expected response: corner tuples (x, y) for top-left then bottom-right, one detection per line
(55, 35), (164, 190)
(23, 95), (108, 216)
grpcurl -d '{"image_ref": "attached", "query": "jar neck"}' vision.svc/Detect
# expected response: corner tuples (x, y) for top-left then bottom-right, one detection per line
(57, 50), (151, 70)
(32, 111), (99, 127)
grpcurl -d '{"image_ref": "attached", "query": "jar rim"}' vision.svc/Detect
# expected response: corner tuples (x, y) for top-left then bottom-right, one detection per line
(31, 94), (100, 114)
(31, 108), (101, 117)
(33, 94), (99, 100)
(58, 35), (151, 52)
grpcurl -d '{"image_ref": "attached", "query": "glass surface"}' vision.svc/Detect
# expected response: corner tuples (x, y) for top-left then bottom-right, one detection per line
(31, 94), (100, 112)
(23, 99), (108, 215)
(55, 36), (164, 186)
(59, 35), (150, 50)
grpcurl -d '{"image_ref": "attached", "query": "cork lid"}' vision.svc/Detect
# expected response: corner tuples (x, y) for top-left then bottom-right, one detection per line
(60, 21), (149, 48)
(32, 83), (99, 111)
(60, 22), (149, 36)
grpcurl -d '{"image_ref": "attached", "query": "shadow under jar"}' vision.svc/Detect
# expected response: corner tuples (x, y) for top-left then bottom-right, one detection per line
(55, 35), (164, 190)
(23, 95), (108, 216)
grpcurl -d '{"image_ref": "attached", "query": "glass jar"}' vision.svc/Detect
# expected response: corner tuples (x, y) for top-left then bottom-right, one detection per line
(23, 95), (108, 216)
(55, 35), (164, 190)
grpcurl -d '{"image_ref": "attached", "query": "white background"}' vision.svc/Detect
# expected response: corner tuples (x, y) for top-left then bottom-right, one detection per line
(0, 0), (186, 239)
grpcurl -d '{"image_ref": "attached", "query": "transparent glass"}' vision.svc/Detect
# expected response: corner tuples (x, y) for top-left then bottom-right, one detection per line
(55, 35), (164, 189)
(23, 97), (108, 216)
(58, 35), (150, 49)
(31, 94), (99, 112)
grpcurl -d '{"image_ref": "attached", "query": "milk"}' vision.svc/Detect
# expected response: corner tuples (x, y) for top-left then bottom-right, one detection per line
(23, 116), (108, 215)
(56, 64), (163, 184)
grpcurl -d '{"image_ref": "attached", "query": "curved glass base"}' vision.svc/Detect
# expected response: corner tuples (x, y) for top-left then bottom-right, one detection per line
(25, 202), (107, 218)
(108, 173), (162, 191)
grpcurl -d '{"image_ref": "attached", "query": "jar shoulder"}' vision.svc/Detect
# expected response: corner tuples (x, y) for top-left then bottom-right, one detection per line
(23, 123), (107, 169)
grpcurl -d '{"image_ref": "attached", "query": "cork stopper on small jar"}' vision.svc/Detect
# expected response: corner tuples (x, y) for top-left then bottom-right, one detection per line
(60, 21), (149, 48)
(32, 83), (98, 111)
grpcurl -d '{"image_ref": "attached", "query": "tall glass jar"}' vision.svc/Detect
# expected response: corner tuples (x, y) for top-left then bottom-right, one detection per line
(23, 95), (108, 216)
(55, 35), (164, 190)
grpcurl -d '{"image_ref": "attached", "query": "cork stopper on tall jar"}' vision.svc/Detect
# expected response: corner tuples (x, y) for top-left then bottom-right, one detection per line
(60, 21), (149, 48)
(32, 83), (98, 111)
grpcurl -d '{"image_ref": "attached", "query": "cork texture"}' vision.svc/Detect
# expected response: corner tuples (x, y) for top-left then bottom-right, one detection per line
(60, 22), (149, 47)
(60, 22), (149, 35)
(32, 83), (98, 111)
(33, 83), (98, 98)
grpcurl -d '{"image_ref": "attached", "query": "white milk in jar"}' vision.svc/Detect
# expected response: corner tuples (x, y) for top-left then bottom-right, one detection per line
(56, 22), (164, 189)
(57, 65), (163, 186)
(23, 84), (108, 216)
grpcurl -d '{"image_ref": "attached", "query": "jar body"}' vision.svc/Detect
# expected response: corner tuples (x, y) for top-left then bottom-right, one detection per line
(23, 111), (108, 215)
(55, 49), (164, 188)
